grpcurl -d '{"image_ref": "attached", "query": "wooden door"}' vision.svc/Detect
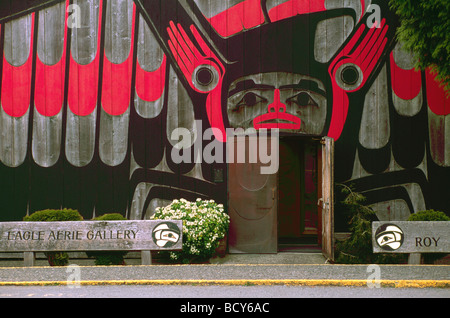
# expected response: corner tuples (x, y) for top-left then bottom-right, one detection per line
(227, 135), (278, 253)
(319, 136), (334, 261)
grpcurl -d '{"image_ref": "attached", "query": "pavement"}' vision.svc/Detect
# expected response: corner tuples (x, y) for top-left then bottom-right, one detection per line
(0, 252), (449, 288)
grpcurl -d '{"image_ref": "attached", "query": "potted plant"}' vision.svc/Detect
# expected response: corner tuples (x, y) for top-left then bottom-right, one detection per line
(86, 213), (128, 265)
(151, 198), (230, 264)
(23, 209), (84, 266)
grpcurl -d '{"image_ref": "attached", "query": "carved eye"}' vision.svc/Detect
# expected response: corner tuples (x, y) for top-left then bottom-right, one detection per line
(287, 92), (318, 107)
(192, 64), (219, 92)
(233, 92), (267, 112)
(334, 63), (363, 91)
(341, 65), (360, 85)
(196, 67), (214, 86)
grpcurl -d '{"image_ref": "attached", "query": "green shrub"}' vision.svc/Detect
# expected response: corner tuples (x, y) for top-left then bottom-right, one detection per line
(24, 209), (83, 222)
(408, 210), (450, 221)
(407, 209), (449, 264)
(86, 213), (128, 265)
(23, 209), (83, 266)
(93, 213), (128, 221)
(334, 184), (406, 264)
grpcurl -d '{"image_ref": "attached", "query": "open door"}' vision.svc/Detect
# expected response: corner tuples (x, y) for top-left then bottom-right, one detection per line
(319, 136), (334, 261)
(227, 135), (278, 253)
(228, 134), (332, 256)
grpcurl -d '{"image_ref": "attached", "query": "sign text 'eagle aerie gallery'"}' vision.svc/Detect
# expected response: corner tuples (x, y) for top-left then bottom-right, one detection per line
(0, 220), (183, 252)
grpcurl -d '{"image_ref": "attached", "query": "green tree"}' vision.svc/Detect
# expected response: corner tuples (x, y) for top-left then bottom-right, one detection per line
(334, 184), (406, 264)
(389, 0), (450, 92)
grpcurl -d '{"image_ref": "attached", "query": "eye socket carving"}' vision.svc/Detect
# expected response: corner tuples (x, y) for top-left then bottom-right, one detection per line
(287, 91), (318, 107)
(232, 92), (267, 112)
(232, 91), (319, 112)
(192, 64), (220, 92)
(334, 63), (364, 91)
(196, 67), (214, 86)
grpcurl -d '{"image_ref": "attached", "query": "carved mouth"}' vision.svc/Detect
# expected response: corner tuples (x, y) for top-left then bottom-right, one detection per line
(253, 112), (301, 130)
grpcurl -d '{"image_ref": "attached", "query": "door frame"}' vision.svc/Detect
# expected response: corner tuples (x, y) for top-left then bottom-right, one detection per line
(318, 136), (335, 261)
(277, 136), (319, 247)
(227, 134), (334, 258)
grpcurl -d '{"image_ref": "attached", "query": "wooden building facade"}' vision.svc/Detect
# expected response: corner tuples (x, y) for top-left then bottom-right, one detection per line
(0, 0), (448, 258)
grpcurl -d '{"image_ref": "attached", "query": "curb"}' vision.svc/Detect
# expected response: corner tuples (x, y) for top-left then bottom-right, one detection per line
(1, 279), (449, 288)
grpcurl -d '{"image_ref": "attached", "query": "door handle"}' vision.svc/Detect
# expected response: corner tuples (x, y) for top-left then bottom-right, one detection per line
(317, 198), (328, 208)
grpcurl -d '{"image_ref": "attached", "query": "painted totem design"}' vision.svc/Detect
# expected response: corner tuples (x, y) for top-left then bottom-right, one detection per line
(0, 0), (448, 225)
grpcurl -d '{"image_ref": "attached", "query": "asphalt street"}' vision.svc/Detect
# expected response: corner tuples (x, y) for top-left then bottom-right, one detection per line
(0, 253), (448, 291)
(0, 263), (449, 286)
(1, 284), (449, 298)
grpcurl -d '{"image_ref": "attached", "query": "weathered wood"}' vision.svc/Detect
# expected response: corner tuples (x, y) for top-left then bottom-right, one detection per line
(408, 253), (421, 264)
(372, 221), (449, 253)
(0, 220), (182, 252)
(23, 252), (35, 267)
(321, 137), (334, 261)
(141, 250), (152, 265)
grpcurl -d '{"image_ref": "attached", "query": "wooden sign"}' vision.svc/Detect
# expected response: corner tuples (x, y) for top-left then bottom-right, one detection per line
(372, 221), (449, 253)
(0, 220), (183, 252)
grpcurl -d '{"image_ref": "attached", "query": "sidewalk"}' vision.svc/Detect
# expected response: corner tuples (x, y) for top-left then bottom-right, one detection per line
(0, 253), (449, 288)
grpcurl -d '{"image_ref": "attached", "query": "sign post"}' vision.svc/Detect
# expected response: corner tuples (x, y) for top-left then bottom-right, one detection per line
(372, 221), (449, 264)
(0, 220), (183, 266)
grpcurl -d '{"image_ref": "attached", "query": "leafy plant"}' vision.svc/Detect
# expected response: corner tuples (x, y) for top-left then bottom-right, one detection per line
(24, 209), (83, 222)
(407, 209), (449, 264)
(408, 209), (450, 221)
(334, 184), (406, 264)
(86, 213), (128, 265)
(389, 0), (450, 92)
(151, 198), (230, 264)
(23, 208), (83, 266)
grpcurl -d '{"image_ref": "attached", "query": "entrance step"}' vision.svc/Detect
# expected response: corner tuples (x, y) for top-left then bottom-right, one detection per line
(210, 253), (326, 264)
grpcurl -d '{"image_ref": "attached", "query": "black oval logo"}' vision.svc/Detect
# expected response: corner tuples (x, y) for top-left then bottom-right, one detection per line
(375, 224), (404, 251)
(152, 222), (181, 248)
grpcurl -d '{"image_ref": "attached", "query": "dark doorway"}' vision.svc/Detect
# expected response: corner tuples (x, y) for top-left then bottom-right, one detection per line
(278, 137), (320, 252)
(227, 135), (334, 258)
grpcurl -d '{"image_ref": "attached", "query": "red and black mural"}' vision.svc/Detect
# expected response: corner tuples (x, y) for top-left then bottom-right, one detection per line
(0, 0), (448, 227)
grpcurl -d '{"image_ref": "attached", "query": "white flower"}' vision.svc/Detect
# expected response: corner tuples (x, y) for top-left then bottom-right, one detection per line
(154, 198), (229, 261)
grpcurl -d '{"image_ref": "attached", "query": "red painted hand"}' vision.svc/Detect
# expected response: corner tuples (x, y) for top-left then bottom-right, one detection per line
(167, 21), (225, 93)
(327, 19), (389, 140)
(167, 21), (226, 141)
(330, 18), (389, 92)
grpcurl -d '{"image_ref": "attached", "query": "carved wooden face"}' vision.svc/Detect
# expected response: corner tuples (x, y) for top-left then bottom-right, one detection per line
(227, 72), (327, 135)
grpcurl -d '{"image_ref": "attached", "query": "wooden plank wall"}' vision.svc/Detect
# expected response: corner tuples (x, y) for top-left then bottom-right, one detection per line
(0, 0), (447, 225)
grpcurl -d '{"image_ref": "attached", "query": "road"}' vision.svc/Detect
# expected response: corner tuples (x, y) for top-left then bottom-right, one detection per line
(1, 284), (448, 298)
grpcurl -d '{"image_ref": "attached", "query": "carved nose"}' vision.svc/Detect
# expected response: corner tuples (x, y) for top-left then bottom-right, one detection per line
(268, 89), (286, 113)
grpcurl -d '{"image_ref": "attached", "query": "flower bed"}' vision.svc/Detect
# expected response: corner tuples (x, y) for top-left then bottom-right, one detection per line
(151, 198), (230, 263)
